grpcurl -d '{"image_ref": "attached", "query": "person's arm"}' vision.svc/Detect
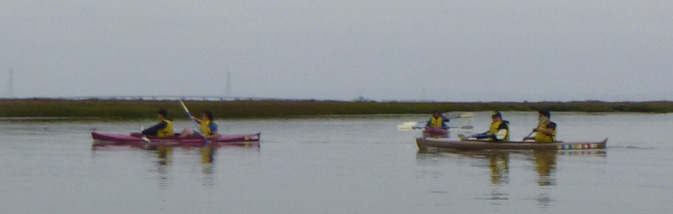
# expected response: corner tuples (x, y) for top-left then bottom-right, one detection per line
(207, 123), (220, 139)
(441, 120), (449, 129)
(472, 126), (494, 139)
(191, 116), (202, 124)
(425, 119), (432, 128)
(536, 123), (556, 136)
(141, 121), (167, 136)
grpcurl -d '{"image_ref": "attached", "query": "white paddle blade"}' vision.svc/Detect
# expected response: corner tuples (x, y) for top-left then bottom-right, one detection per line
(460, 125), (474, 129)
(442, 112), (474, 119)
(397, 122), (419, 131)
(460, 112), (474, 118)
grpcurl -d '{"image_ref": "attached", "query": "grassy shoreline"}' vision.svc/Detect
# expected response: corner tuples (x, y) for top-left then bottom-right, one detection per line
(0, 99), (671, 119)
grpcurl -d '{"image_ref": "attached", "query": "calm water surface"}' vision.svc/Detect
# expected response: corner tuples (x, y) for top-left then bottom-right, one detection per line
(1, 112), (672, 213)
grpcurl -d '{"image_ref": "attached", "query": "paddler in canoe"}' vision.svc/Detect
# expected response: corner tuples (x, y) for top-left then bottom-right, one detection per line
(425, 110), (449, 130)
(458, 111), (509, 141)
(141, 109), (175, 137)
(523, 110), (557, 142)
(179, 110), (221, 139)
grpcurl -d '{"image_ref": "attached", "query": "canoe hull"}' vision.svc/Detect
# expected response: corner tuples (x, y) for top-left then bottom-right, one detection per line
(417, 137), (607, 151)
(92, 132), (261, 148)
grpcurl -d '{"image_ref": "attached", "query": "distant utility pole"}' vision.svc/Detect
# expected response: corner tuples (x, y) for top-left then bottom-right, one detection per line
(7, 69), (13, 98)
(226, 71), (231, 98)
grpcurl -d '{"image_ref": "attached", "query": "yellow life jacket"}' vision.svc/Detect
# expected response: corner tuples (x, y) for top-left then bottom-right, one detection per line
(157, 119), (174, 137)
(200, 120), (213, 137)
(429, 117), (444, 128)
(489, 121), (509, 141)
(535, 123), (556, 143)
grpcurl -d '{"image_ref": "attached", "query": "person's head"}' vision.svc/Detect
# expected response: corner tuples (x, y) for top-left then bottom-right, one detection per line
(202, 111), (214, 121)
(158, 109), (168, 119)
(491, 111), (502, 122)
(538, 110), (551, 119)
(432, 110), (441, 118)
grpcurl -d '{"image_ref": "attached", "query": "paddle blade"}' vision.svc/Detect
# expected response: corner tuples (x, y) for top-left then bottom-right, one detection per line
(460, 125), (474, 129)
(397, 124), (414, 131)
(402, 122), (418, 126)
(442, 112), (474, 119)
(460, 112), (474, 118)
(397, 121), (419, 131)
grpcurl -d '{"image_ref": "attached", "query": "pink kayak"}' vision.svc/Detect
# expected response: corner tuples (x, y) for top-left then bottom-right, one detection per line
(91, 132), (261, 149)
(422, 127), (449, 138)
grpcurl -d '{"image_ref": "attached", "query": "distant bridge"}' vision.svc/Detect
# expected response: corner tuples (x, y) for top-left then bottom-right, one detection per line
(2, 96), (437, 103)
(55, 96), (281, 101)
(31, 95), (340, 102)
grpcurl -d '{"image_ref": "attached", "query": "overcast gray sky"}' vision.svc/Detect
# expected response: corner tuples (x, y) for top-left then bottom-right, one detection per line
(1, 1), (672, 101)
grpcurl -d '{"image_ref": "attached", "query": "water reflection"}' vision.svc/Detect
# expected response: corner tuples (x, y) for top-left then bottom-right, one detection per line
(418, 149), (606, 186)
(486, 152), (509, 185)
(157, 146), (174, 165)
(151, 146), (216, 188)
(531, 150), (556, 186)
(155, 146), (174, 189)
(199, 147), (216, 188)
(417, 149), (606, 208)
(151, 146), (215, 165)
(200, 147), (214, 164)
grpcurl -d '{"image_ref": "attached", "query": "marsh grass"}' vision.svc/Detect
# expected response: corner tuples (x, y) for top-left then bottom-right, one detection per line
(0, 99), (671, 119)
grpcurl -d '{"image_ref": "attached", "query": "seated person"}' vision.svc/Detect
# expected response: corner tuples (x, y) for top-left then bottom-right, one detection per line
(180, 111), (221, 139)
(141, 109), (174, 137)
(460, 111), (509, 141)
(524, 110), (557, 143)
(425, 110), (449, 129)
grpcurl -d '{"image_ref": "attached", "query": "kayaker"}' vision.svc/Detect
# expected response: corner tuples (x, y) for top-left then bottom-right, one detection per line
(470, 111), (510, 141)
(524, 110), (557, 142)
(425, 110), (449, 129)
(179, 110), (221, 138)
(141, 109), (174, 137)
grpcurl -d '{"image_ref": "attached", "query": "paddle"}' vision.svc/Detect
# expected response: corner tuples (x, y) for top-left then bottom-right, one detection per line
(522, 117), (548, 141)
(451, 125), (474, 129)
(139, 125), (151, 143)
(179, 100), (210, 146)
(397, 112), (473, 130)
(442, 112), (474, 119)
(522, 131), (535, 141)
(408, 125), (474, 130)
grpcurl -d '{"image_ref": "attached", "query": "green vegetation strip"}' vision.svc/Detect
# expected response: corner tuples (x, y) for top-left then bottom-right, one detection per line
(0, 99), (671, 119)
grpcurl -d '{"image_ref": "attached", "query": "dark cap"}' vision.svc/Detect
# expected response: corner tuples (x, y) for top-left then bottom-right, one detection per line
(491, 111), (502, 118)
(538, 110), (551, 118)
(203, 110), (214, 120)
(158, 109), (168, 117)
